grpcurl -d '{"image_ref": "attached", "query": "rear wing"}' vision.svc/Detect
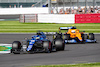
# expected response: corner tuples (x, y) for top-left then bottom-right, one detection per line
(59, 26), (77, 31)
(59, 27), (72, 31)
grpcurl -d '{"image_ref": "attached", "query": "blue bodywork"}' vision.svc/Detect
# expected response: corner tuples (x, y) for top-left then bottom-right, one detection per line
(65, 39), (96, 43)
(85, 39), (96, 43)
(27, 32), (48, 51)
(65, 39), (77, 43)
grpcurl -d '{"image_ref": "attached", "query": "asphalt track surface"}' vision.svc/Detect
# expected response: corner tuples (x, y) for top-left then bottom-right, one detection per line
(0, 15), (19, 19)
(0, 34), (100, 67)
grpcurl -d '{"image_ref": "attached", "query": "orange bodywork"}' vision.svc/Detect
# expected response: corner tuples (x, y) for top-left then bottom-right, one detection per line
(67, 29), (82, 41)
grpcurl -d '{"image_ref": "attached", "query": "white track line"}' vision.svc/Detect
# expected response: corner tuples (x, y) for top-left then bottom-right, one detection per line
(0, 44), (12, 47)
(0, 51), (10, 53)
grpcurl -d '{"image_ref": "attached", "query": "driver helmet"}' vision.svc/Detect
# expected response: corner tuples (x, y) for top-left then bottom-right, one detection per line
(37, 31), (42, 35)
(71, 25), (76, 29)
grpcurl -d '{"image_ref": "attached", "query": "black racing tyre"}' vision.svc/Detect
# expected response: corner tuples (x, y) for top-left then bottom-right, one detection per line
(81, 34), (86, 43)
(81, 34), (84, 39)
(12, 41), (21, 54)
(63, 34), (70, 40)
(80, 34), (88, 44)
(13, 51), (20, 54)
(54, 38), (65, 51)
(10, 49), (12, 53)
(12, 41), (21, 49)
(61, 43), (65, 51)
(89, 33), (95, 40)
(43, 41), (52, 53)
(56, 33), (62, 39)
(83, 34), (88, 40)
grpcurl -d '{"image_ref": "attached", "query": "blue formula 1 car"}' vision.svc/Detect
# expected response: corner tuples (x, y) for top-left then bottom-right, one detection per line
(53, 26), (97, 44)
(11, 31), (65, 54)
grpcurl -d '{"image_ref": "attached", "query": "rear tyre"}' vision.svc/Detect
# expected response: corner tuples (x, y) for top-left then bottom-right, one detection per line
(43, 41), (52, 53)
(81, 34), (88, 43)
(54, 39), (65, 51)
(12, 41), (21, 54)
(84, 34), (88, 40)
(89, 33), (95, 40)
(61, 43), (65, 51)
(81, 34), (87, 44)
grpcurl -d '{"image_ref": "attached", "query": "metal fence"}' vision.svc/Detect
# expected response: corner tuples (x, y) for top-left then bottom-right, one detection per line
(19, 14), (38, 23)
(0, 0), (47, 8)
(0, 0), (41, 3)
(49, 0), (100, 14)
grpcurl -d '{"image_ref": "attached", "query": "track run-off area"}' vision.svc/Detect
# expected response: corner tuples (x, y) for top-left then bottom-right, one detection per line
(0, 33), (100, 67)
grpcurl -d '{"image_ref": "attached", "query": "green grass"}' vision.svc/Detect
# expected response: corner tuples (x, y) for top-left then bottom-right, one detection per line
(31, 63), (100, 67)
(0, 21), (100, 33)
(0, 46), (8, 51)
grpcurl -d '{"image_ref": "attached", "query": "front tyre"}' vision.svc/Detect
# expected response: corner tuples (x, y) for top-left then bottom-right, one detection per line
(11, 41), (22, 54)
(54, 39), (65, 51)
(43, 41), (52, 53)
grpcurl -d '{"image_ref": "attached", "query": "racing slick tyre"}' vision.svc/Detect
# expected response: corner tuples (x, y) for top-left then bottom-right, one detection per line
(43, 41), (52, 53)
(89, 33), (95, 40)
(83, 34), (88, 40)
(81, 34), (88, 44)
(82, 34), (88, 43)
(54, 38), (65, 51)
(11, 41), (21, 54)
(85, 34), (88, 39)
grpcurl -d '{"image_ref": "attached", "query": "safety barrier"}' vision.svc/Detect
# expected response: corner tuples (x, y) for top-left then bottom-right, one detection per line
(38, 14), (75, 23)
(19, 13), (100, 23)
(0, 7), (48, 15)
(75, 13), (100, 23)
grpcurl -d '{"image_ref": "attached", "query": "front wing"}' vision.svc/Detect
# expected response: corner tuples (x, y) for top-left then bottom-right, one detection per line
(65, 39), (96, 44)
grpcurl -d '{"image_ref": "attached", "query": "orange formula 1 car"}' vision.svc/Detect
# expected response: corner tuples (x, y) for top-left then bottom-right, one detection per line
(58, 26), (97, 43)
